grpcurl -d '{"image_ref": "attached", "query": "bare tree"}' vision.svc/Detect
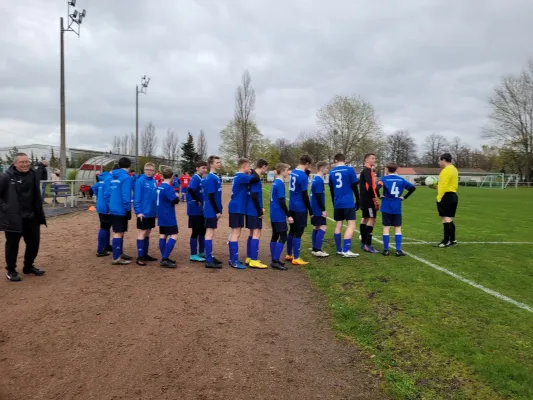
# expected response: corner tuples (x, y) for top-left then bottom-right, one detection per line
(294, 132), (330, 164)
(385, 130), (417, 166)
(422, 133), (449, 166)
(162, 129), (180, 167)
(112, 136), (120, 153)
(316, 95), (382, 165)
(128, 132), (136, 155)
(484, 60), (533, 182)
(140, 122), (158, 157)
(196, 129), (208, 161)
(276, 138), (298, 167)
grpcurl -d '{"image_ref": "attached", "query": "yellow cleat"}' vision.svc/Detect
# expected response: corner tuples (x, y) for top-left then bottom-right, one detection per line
(291, 258), (309, 266)
(244, 257), (251, 265)
(249, 260), (268, 269)
(285, 255), (294, 261)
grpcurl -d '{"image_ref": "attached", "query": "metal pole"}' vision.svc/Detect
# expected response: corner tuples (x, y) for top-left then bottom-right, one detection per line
(135, 85), (139, 173)
(60, 17), (67, 180)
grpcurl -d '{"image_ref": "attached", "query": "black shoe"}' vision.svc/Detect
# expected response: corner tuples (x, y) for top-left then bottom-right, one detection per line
(7, 270), (22, 282)
(205, 262), (222, 269)
(381, 250), (390, 256)
(395, 250), (407, 257)
(96, 251), (111, 257)
(449, 240), (458, 246)
(136, 257), (147, 266)
(270, 261), (287, 271)
(213, 257), (223, 265)
(120, 253), (133, 261)
(22, 266), (45, 276)
(144, 254), (158, 262)
(433, 241), (450, 248)
(167, 258), (176, 264)
(160, 259), (177, 268)
(105, 245), (113, 252)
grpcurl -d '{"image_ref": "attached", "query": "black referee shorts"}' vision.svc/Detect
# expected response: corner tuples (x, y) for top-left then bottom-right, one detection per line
(437, 192), (458, 218)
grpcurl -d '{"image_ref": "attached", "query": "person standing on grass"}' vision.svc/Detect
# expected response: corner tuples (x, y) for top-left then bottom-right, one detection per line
(329, 153), (360, 258)
(156, 168), (180, 268)
(92, 170), (113, 257)
(0, 153), (46, 282)
(134, 162), (159, 266)
(433, 153), (459, 248)
(187, 161), (208, 262)
(201, 155), (224, 269)
(245, 159), (269, 269)
(269, 163), (293, 270)
(310, 161), (330, 258)
(286, 154), (313, 266)
(104, 157), (134, 265)
(359, 153), (380, 253)
(377, 163), (416, 256)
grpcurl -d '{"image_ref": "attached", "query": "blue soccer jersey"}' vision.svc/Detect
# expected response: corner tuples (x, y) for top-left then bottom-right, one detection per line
(186, 174), (203, 216)
(289, 169), (309, 212)
(310, 175), (325, 217)
(329, 165), (359, 208)
(378, 175), (414, 214)
(202, 172), (222, 218)
(270, 178), (287, 223)
(246, 179), (263, 216)
(228, 172), (254, 214)
(157, 182), (178, 227)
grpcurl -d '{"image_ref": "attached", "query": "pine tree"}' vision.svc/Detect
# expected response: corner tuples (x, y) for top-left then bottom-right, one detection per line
(49, 147), (59, 168)
(5, 146), (19, 164)
(180, 132), (199, 174)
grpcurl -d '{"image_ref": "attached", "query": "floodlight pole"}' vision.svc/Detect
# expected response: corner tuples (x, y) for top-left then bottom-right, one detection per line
(135, 76), (150, 173)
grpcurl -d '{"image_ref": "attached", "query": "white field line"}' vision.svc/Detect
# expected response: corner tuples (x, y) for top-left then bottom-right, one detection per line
(402, 241), (533, 245)
(262, 188), (533, 314)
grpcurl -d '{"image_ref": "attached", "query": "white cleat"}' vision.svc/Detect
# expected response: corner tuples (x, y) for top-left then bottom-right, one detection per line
(336, 251), (344, 255)
(312, 251), (330, 257)
(341, 250), (359, 258)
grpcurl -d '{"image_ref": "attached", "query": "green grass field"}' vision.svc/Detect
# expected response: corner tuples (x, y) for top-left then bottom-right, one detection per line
(262, 186), (533, 399)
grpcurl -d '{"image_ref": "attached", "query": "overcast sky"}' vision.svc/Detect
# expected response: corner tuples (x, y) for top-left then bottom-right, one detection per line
(1, 0), (532, 155)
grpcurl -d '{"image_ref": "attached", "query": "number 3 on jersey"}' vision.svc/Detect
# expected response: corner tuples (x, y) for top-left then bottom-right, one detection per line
(289, 176), (296, 191)
(334, 172), (343, 188)
(391, 182), (400, 197)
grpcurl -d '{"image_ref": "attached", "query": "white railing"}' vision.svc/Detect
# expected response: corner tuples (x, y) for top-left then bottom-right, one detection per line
(40, 179), (92, 208)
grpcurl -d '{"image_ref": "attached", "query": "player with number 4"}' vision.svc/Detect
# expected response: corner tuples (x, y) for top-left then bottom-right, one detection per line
(377, 163), (416, 256)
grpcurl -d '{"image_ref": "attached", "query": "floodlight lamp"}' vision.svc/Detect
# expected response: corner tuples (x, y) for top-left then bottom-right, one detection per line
(69, 0), (76, 7)
(81, 9), (86, 18)
(73, 10), (78, 18)
(78, 15), (84, 23)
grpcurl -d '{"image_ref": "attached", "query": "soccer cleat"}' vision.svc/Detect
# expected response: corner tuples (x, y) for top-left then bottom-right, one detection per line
(449, 240), (458, 246)
(381, 250), (390, 256)
(190, 254), (206, 262)
(205, 262), (222, 269)
(112, 258), (131, 265)
(6, 270), (22, 282)
(270, 261), (288, 271)
(23, 266), (45, 276)
(120, 253), (133, 261)
(312, 251), (330, 257)
(213, 257), (223, 265)
(136, 257), (147, 266)
(395, 250), (407, 257)
(285, 255), (294, 261)
(160, 259), (177, 268)
(360, 242), (365, 250)
(198, 252), (206, 258)
(363, 245), (379, 254)
(291, 258), (309, 266)
(336, 251), (344, 256)
(105, 245), (113, 253)
(249, 260), (268, 269)
(96, 251), (110, 257)
(244, 257), (251, 265)
(342, 250), (359, 258)
(143, 255), (158, 262)
(434, 241), (450, 248)
(229, 260), (247, 270)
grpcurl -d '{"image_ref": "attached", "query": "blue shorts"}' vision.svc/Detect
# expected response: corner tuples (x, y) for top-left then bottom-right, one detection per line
(334, 207), (356, 221)
(382, 212), (402, 227)
(311, 216), (327, 227)
(188, 215), (205, 230)
(205, 217), (218, 229)
(229, 213), (245, 228)
(110, 214), (128, 233)
(160, 225), (179, 235)
(246, 215), (263, 230)
(271, 221), (288, 233)
(290, 211), (308, 228)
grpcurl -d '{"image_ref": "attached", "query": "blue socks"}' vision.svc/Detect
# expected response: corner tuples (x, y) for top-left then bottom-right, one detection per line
(395, 234), (402, 251)
(316, 229), (325, 251)
(383, 234), (390, 251)
(251, 238), (259, 261)
(159, 238), (166, 257)
(198, 236), (205, 254)
(190, 237), (198, 255)
(229, 241), (239, 263)
(163, 238), (176, 259)
(112, 238), (122, 260)
(205, 240), (213, 263)
(97, 229), (107, 253)
(312, 229), (318, 249)
(137, 239), (145, 258)
(293, 238), (301, 259)
(334, 233), (341, 252)
(274, 242), (284, 261)
(343, 238), (352, 253)
(287, 235), (294, 256)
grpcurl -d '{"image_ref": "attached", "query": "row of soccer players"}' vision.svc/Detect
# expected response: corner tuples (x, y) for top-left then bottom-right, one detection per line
(92, 152), (416, 269)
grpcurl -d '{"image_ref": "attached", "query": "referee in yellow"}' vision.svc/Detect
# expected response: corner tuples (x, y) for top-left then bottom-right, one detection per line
(434, 153), (458, 248)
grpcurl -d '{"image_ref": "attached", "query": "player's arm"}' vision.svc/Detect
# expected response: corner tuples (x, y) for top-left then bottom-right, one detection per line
(403, 186), (416, 200)
(187, 187), (200, 203)
(133, 178), (143, 214)
(91, 182), (99, 197)
(249, 170), (260, 183)
(250, 191), (263, 216)
(121, 177), (132, 212)
(328, 175), (335, 206)
(0, 173), (8, 200)
(207, 181), (221, 214)
(352, 182), (360, 206)
(437, 169), (450, 201)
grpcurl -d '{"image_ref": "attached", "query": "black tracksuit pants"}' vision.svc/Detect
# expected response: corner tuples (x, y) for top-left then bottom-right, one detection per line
(4, 219), (41, 272)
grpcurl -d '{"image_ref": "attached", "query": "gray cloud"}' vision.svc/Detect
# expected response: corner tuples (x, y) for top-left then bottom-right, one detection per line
(1, 0), (532, 154)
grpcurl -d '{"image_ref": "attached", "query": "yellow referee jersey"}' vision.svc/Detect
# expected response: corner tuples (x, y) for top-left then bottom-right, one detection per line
(437, 164), (458, 201)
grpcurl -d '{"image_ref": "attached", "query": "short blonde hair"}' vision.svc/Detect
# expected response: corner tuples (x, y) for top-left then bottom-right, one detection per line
(275, 163), (290, 174)
(144, 162), (155, 168)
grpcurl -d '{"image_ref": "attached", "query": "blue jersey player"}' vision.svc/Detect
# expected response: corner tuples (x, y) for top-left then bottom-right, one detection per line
(244, 159), (269, 269)
(287, 154), (313, 266)
(328, 153), (360, 258)
(133, 162), (158, 266)
(377, 163), (416, 257)
(201, 156), (223, 268)
(269, 163), (293, 270)
(156, 168), (180, 268)
(310, 161), (329, 257)
(186, 161), (208, 263)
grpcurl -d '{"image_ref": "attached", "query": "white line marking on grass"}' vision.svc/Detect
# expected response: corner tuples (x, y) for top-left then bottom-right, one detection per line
(402, 241), (533, 245)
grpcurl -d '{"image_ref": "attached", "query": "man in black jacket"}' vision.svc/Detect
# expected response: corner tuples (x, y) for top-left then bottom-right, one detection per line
(35, 160), (49, 204)
(0, 153), (47, 282)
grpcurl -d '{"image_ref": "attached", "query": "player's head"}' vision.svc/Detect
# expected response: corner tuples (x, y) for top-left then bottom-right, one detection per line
(208, 155), (222, 170)
(275, 163), (291, 178)
(385, 162), (398, 175)
(162, 167), (174, 180)
(364, 153), (376, 167)
(118, 157), (132, 170)
(143, 162), (156, 178)
(299, 154), (313, 168)
(333, 153), (346, 164)
(237, 158), (251, 172)
(14, 153), (30, 173)
(195, 160), (208, 176)
(316, 161), (329, 175)
(255, 158), (269, 174)
(439, 153), (452, 168)
(185, 171), (190, 176)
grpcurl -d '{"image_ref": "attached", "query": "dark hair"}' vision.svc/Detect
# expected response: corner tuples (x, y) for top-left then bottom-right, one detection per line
(299, 154), (313, 165)
(162, 167), (173, 179)
(208, 155), (220, 166)
(237, 158), (250, 168)
(112, 164), (120, 170)
(385, 162), (398, 173)
(333, 153), (345, 162)
(364, 153), (376, 160)
(118, 157), (132, 168)
(195, 160), (208, 168)
(316, 161), (329, 171)
(440, 153), (452, 163)
(256, 158), (269, 169)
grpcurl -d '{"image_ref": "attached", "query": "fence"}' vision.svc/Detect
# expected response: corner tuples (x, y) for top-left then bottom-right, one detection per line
(41, 180), (93, 208)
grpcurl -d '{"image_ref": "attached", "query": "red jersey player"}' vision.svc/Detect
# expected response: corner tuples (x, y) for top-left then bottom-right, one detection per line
(179, 171), (191, 201)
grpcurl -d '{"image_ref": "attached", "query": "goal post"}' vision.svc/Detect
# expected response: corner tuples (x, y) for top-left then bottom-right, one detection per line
(457, 172), (504, 189)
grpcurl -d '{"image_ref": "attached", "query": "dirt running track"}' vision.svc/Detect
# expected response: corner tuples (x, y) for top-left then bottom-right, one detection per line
(0, 190), (384, 400)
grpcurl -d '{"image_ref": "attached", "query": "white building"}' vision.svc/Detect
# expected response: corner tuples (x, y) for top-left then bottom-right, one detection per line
(0, 143), (109, 165)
